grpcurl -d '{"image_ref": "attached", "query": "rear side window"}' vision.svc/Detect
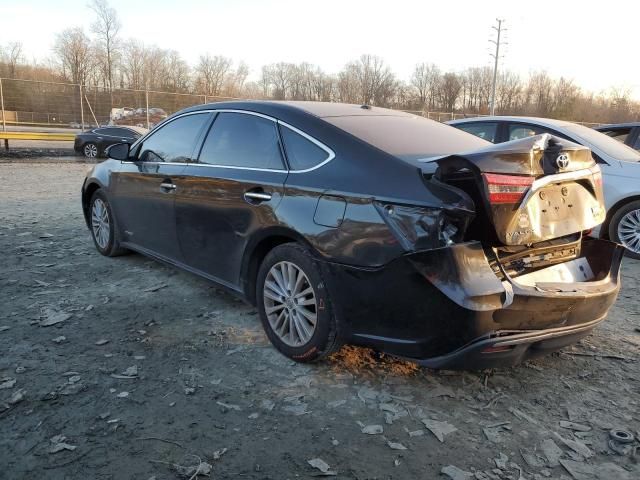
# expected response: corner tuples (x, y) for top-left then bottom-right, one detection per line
(199, 112), (284, 170)
(138, 113), (210, 163)
(280, 125), (331, 170)
(456, 122), (499, 143)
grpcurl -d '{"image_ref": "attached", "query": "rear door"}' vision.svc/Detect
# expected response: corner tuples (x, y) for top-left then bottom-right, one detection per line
(111, 112), (211, 261)
(175, 111), (288, 288)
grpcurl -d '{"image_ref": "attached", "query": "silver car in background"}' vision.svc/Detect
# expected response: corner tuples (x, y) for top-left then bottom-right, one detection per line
(448, 116), (640, 258)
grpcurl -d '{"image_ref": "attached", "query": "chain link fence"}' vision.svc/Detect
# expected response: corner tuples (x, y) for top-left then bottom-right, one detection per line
(0, 77), (601, 132)
(0, 78), (242, 132)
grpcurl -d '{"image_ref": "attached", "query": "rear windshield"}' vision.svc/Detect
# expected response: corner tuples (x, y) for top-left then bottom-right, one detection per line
(324, 114), (489, 160)
(565, 123), (640, 162)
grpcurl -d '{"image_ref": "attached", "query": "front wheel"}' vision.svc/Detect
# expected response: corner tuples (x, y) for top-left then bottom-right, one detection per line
(609, 200), (640, 260)
(89, 190), (128, 257)
(256, 243), (340, 362)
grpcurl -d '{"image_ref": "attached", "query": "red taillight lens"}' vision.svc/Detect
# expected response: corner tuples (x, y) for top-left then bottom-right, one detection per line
(483, 173), (534, 204)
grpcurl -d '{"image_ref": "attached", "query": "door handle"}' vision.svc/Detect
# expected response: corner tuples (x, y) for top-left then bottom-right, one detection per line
(244, 190), (272, 203)
(160, 182), (177, 191)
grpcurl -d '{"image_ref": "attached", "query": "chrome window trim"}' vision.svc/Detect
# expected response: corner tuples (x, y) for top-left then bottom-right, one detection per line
(278, 121), (336, 173)
(122, 108), (336, 174)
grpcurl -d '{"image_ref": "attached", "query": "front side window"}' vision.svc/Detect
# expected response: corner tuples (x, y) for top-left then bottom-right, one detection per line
(138, 113), (210, 163)
(280, 125), (331, 170)
(457, 122), (499, 143)
(199, 112), (284, 169)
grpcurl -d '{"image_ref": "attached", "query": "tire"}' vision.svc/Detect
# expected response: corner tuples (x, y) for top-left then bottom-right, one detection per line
(256, 243), (340, 363)
(83, 142), (99, 159)
(89, 190), (128, 257)
(608, 199), (640, 260)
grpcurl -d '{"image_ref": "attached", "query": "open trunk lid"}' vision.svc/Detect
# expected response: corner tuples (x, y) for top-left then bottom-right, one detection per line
(424, 134), (605, 246)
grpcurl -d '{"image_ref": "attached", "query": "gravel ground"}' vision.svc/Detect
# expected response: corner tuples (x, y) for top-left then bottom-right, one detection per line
(1, 162), (639, 480)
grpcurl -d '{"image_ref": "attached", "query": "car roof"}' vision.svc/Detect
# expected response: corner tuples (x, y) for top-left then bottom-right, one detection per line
(181, 100), (412, 120)
(595, 122), (640, 130)
(447, 115), (577, 128)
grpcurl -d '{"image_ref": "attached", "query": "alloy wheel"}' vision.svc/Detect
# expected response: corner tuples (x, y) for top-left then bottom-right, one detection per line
(617, 208), (640, 254)
(91, 198), (110, 249)
(263, 261), (317, 347)
(84, 143), (98, 158)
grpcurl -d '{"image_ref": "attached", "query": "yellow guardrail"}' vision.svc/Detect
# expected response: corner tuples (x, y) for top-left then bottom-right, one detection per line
(0, 131), (76, 141)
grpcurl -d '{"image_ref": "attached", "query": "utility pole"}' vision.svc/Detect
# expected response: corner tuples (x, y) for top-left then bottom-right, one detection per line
(489, 18), (505, 116)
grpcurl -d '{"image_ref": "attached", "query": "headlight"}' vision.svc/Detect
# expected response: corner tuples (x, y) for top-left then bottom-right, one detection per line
(375, 202), (467, 251)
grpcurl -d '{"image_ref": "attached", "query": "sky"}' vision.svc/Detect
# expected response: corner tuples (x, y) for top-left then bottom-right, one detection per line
(2, 0), (640, 99)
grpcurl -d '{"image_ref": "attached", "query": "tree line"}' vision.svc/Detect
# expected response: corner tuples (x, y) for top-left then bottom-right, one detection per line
(0, 0), (638, 124)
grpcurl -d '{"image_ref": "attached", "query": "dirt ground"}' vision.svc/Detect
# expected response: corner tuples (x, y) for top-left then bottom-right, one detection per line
(1, 161), (639, 480)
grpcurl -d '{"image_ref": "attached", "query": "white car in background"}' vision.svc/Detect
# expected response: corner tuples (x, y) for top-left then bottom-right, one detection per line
(448, 116), (640, 258)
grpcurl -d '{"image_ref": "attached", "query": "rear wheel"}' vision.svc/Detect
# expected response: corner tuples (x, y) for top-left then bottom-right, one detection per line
(89, 190), (127, 257)
(609, 200), (640, 260)
(256, 243), (340, 362)
(83, 142), (98, 158)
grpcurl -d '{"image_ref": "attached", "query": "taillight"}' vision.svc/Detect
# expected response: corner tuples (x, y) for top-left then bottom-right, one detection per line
(483, 173), (534, 204)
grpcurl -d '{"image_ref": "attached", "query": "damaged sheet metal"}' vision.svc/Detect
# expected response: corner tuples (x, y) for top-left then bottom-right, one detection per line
(409, 242), (507, 311)
(424, 134), (606, 246)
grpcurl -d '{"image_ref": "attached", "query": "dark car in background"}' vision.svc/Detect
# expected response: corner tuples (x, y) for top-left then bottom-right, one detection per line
(595, 122), (640, 151)
(74, 125), (148, 158)
(81, 102), (623, 369)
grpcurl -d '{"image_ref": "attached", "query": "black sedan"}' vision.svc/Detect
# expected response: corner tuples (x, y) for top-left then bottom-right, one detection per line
(74, 126), (148, 158)
(595, 122), (640, 151)
(81, 101), (623, 369)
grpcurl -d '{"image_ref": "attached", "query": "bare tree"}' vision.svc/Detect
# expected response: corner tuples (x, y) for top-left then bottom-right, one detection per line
(195, 55), (232, 96)
(2, 42), (24, 78)
(120, 40), (145, 90)
(438, 72), (462, 112)
(53, 28), (94, 85)
(411, 63), (440, 109)
(89, 0), (120, 92)
(339, 55), (396, 106)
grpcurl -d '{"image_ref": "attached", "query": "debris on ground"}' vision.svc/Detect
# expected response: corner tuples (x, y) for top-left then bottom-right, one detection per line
(361, 424), (384, 435)
(48, 434), (77, 453)
(386, 441), (407, 450)
(441, 465), (474, 479)
(8, 388), (26, 405)
(0, 378), (16, 390)
(541, 438), (563, 467)
(307, 458), (337, 476)
(95, 339), (109, 346)
(52, 335), (67, 344)
(40, 307), (71, 327)
(422, 419), (458, 442)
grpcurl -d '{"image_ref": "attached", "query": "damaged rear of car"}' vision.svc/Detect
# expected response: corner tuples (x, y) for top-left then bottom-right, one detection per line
(312, 109), (623, 369)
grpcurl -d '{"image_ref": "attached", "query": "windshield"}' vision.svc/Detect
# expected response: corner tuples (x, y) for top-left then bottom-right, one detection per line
(564, 123), (640, 161)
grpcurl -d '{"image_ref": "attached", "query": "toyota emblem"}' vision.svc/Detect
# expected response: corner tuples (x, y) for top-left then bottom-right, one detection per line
(556, 153), (570, 169)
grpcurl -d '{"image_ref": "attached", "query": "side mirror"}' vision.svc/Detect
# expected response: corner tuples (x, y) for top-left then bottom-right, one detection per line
(106, 143), (130, 161)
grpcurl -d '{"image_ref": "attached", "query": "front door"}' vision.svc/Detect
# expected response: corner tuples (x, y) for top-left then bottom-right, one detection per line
(175, 111), (288, 288)
(111, 112), (212, 262)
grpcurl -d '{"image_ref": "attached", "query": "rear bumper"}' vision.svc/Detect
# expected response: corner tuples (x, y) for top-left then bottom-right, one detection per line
(323, 238), (623, 369)
(415, 315), (604, 369)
